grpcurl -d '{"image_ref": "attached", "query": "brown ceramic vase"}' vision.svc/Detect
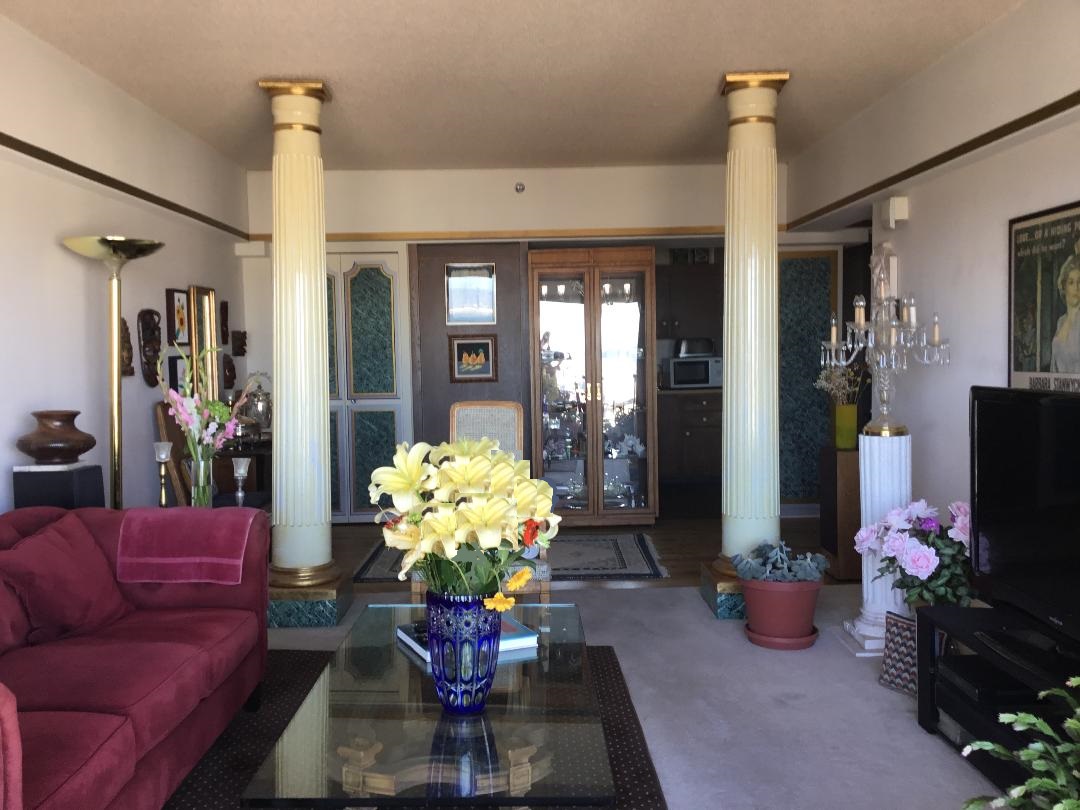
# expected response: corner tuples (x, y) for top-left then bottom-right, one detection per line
(15, 410), (97, 464)
(741, 578), (822, 650)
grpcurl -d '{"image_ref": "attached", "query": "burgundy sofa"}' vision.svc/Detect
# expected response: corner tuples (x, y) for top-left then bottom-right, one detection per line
(0, 506), (269, 810)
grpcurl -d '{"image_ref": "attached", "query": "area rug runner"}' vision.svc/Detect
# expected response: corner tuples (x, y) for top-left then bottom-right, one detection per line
(165, 645), (666, 809)
(354, 532), (668, 583)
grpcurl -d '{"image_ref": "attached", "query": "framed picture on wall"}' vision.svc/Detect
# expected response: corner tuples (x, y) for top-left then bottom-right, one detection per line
(167, 355), (188, 392)
(1009, 199), (1080, 391)
(165, 288), (190, 347)
(449, 335), (497, 383)
(445, 263), (496, 325)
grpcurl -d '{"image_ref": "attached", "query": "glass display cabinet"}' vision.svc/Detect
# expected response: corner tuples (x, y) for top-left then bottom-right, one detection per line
(528, 248), (657, 525)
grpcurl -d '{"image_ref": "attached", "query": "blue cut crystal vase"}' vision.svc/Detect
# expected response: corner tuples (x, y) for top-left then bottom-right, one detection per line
(426, 591), (502, 714)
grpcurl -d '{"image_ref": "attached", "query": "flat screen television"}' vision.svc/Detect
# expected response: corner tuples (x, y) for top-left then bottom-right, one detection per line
(970, 385), (1080, 645)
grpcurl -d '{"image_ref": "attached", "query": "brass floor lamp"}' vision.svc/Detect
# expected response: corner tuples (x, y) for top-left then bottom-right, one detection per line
(63, 236), (164, 509)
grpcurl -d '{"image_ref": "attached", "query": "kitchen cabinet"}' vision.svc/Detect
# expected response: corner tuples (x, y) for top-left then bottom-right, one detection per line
(657, 391), (722, 481)
(529, 247), (657, 526)
(655, 264), (723, 341)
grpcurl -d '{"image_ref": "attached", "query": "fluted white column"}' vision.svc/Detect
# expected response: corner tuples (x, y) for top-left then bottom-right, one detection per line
(842, 434), (912, 653)
(260, 81), (338, 588)
(720, 72), (788, 558)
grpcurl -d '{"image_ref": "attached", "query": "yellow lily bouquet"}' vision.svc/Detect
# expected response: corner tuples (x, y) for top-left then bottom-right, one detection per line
(368, 438), (561, 611)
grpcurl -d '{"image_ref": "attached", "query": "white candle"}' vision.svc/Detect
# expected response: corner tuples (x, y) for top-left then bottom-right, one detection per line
(890, 324), (898, 346)
(855, 299), (865, 328)
(830, 313), (838, 344)
(909, 302), (917, 326)
(931, 313), (941, 346)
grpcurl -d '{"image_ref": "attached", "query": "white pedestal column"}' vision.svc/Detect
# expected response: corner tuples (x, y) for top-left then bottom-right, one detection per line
(260, 81), (338, 588)
(720, 72), (788, 558)
(841, 434), (912, 655)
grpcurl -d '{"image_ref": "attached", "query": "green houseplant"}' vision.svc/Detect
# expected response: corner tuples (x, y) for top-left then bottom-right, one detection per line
(731, 541), (829, 650)
(962, 675), (1080, 809)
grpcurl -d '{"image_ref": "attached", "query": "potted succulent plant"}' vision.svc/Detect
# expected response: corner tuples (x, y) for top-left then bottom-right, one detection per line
(731, 541), (829, 650)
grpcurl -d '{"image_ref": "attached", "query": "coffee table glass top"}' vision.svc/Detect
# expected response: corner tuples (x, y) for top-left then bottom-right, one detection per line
(243, 604), (615, 807)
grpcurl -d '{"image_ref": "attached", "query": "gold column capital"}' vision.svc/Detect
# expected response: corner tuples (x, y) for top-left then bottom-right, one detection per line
(257, 80), (332, 104)
(720, 71), (790, 96)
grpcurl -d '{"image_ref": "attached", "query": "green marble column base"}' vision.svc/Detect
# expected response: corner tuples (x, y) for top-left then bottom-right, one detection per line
(268, 572), (355, 628)
(700, 560), (746, 620)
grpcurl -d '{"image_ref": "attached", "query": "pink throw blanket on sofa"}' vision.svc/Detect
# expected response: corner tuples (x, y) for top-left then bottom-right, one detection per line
(117, 507), (256, 585)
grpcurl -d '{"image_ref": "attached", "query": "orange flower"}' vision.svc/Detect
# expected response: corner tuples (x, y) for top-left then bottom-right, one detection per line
(505, 568), (532, 592)
(522, 518), (541, 546)
(483, 592), (515, 612)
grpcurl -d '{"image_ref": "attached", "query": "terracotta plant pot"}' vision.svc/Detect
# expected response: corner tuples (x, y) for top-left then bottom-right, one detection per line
(741, 578), (822, 650)
(15, 410), (97, 465)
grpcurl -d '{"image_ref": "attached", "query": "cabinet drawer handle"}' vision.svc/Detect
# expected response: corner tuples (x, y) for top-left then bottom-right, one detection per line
(701, 416), (708, 423)
(684, 430), (691, 437)
(701, 400), (707, 406)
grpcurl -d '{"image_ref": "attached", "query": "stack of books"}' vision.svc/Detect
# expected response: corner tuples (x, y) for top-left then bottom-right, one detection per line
(396, 615), (539, 666)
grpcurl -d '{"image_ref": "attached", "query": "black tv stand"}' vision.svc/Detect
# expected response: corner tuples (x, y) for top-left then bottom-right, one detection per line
(917, 605), (1077, 790)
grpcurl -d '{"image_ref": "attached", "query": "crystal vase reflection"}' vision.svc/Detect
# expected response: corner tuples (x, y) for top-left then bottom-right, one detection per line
(426, 713), (500, 799)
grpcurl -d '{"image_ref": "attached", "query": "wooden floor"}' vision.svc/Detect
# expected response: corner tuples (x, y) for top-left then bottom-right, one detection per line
(333, 516), (826, 593)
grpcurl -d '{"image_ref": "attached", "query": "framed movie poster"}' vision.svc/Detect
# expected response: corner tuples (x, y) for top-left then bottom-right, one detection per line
(1010, 199), (1080, 391)
(448, 335), (497, 382)
(165, 288), (190, 347)
(445, 263), (496, 325)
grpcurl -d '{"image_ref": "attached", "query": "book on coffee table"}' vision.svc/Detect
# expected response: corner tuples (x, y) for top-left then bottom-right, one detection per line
(395, 615), (538, 663)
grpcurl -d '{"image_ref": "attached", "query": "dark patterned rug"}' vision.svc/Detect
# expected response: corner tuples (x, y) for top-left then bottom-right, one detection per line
(165, 646), (665, 809)
(354, 532), (668, 583)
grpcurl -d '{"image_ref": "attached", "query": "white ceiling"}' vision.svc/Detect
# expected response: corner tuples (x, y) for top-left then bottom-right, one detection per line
(2, 0), (1022, 171)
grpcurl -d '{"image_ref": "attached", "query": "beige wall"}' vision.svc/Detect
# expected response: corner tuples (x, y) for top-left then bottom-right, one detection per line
(0, 17), (249, 511)
(248, 163), (791, 236)
(872, 113), (1080, 509)
(786, 0), (1080, 226)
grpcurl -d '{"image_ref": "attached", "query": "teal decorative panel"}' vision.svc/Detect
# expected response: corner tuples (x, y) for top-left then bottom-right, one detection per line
(352, 410), (397, 512)
(328, 275), (338, 398)
(346, 265), (396, 397)
(329, 410), (341, 513)
(779, 255), (833, 501)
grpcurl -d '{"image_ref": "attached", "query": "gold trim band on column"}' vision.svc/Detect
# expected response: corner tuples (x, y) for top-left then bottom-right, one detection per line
(721, 71), (790, 95)
(257, 80), (332, 103)
(862, 423), (910, 437)
(273, 123), (323, 134)
(728, 115), (777, 127)
(270, 560), (341, 588)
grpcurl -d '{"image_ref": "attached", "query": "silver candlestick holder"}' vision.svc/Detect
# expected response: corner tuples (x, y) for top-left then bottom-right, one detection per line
(231, 457), (251, 506)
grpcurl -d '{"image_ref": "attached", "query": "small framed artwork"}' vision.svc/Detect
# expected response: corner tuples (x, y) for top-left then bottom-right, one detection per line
(445, 263), (496, 325)
(1009, 198), (1080, 390)
(449, 335), (497, 383)
(167, 355), (188, 392)
(165, 288), (190, 347)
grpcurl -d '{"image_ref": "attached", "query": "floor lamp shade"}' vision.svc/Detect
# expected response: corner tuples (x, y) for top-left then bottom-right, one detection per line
(63, 236), (164, 509)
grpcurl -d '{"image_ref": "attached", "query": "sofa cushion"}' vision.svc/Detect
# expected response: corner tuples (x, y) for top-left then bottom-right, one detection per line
(0, 512), (132, 644)
(0, 638), (207, 757)
(0, 582), (30, 655)
(86, 608), (259, 694)
(19, 710), (134, 810)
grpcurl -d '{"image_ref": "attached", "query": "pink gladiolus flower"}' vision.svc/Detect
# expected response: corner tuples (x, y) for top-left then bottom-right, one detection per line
(214, 434), (226, 450)
(882, 531), (908, 560)
(223, 419), (237, 440)
(948, 513), (971, 551)
(854, 525), (881, 554)
(884, 508), (912, 531)
(900, 538), (940, 580)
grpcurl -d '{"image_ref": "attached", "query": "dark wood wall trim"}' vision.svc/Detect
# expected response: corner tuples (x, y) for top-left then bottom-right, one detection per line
(0, 130), (248, 239)
(787, 88), (1080, 231)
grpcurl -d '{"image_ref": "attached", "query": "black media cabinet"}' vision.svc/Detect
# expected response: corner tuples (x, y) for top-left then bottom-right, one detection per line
(917, 604), (1080, 790)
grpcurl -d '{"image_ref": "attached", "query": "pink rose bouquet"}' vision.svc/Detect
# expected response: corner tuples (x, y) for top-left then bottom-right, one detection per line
(853, 499), (974, 606)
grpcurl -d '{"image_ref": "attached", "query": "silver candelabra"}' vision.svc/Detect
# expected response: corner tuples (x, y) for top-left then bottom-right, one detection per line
(821, 242), (950, 437)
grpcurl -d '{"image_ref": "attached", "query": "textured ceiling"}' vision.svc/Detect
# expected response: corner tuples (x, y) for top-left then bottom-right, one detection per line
(1, 0), (1022, 170)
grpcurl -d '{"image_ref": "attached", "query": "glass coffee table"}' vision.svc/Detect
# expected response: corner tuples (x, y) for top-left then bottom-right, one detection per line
(242, 604), (615, 807)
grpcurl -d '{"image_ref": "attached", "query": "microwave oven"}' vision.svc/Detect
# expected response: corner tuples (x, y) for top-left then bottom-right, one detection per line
(664, 356), (722, 389)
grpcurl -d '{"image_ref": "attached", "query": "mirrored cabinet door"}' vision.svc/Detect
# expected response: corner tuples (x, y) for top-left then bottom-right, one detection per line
(597, 269), (653, 513)
(534, 271), (593, 514)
